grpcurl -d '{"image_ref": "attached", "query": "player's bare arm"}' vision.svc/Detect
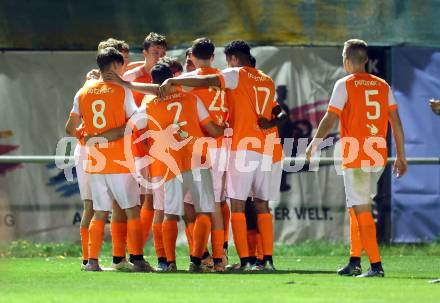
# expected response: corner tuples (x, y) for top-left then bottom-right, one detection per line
(102, 71), (159, 95)
(389, 109), (407, 178)
(305, 111), (339, 161)
(84, 124), (127, 144)
(159, 75), (221, 98)
(65, 114), (82, 137)
(257, 105), (288, 129)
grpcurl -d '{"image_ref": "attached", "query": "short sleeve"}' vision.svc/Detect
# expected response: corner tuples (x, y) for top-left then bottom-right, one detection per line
(388, 86), (398, 111)
(220, 68), (240, 90)
(70, 91), (81, 116)
(124, 87), (138, 118)
(327, 78), (348, 115)
(196, 97), (212, 126)
(130, 105), (148, 130)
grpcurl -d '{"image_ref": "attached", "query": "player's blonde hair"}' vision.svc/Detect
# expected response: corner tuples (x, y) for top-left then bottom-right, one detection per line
(343, 39), (368, 65)
(97, 38), (129, 53)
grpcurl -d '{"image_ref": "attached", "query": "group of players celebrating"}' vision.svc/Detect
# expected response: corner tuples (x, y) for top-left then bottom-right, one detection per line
(65, 32), (407, 277)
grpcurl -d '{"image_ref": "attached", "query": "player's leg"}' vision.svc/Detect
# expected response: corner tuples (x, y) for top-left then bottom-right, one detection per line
(110, 201), (129, 270)
(337, 207), (363, 276)
(75, 144), (93, 269)
(253, 198), (274, 270)
(162, 176), (185, 272)
(251, 154), (276, 270)
(245, 198), (258, 266)
(80, 199), (93, 269)
(108, 173), (151, 272)
(151, 178), (167, 271)
(221, 201), (230, 258)
(188, 168), (214, 272)
(226, 151), (254, 270)
(86, 210), (109, 271)
(162, 213), (179, 272)
(138, 165), (155, 247)
(86, 174), (112, 271)
(140, 193), (155, 247)
(344, 168), (384, 278)
(183, 201), (196, 262)
(209, 155), (226, 271)
(211, 202), (224, 271)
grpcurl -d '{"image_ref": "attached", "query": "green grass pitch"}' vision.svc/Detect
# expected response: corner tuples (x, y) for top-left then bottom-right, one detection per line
(1, 241), (440, 303)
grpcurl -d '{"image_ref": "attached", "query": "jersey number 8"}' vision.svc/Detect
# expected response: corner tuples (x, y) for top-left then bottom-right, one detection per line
(91, 100), (106, 129)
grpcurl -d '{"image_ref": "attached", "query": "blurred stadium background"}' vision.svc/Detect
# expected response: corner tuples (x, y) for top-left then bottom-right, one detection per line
(0, 0), (439, 246)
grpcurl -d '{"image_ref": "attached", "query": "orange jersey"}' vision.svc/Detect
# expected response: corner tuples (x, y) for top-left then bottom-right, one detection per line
(123, 65), (153, 158)
(142, 91), (212, 181)
(327, 73), (398, 168)
(70, 81), (138, 174)
(123, 65), (152, 106)
(220, 67), (279, 155)
(180, 67), (229, 147)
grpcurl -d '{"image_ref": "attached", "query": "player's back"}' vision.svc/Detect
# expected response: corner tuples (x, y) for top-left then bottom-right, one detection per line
(328, 73), (397, 168)
(188, 67), (228, 127)
(76, 81), (136, 173)
(145, 91), (209, 178)
(225, 67), (275, 153)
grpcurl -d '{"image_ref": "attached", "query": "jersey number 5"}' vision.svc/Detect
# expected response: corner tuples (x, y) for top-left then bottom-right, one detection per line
(91, 100), (106, 129)
(365, 90), (380, 120)
(253, 86), (271, 115)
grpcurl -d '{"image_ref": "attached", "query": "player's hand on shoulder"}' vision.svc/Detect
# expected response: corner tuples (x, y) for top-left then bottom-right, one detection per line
(86, 69), (100, 80)
(102, 71), (124, 85)
(159, 79), (174, 99)
(393, 157), (407, 178)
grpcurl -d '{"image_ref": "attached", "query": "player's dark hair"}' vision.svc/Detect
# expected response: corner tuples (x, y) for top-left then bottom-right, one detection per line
(185, 48), (192, 57)
(143, 32), (167, 51)
(224, 40), (252, 65)
(97, 38), (129, 53)
(158, 56), (183, 75)
(96, 47), (124, 72)
(249, 55), (256, 67)
(151, 63), (173, 85)
(343, 39), (368, 65)
(191, 38), (215, 60)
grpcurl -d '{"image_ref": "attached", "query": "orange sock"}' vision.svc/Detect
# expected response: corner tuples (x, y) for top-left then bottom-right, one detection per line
(140, 208), (154, 247)
(256, 233), (264, 260)
(247, 229), (257, 257)
(349, 208), (362, 257)
(110, 222), (127, 258)
(127, 218), (143, 256)
(185, 223), (195, 256)
(80, 227), (89, 261)
(231, 212), (249, 258)
(192, 214), (211, 258)
(88, 219), (105, 260)
(152, 223), (166, 259)
(257, 213), (273, 256)
(162, 220), (178, 262)
(211, 229), (225, 259)
(221, 202), (230, 242)
(356, 212), (381, 263)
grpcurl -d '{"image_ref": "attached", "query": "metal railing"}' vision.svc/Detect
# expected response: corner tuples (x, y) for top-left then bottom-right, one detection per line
(0, 155), (439, 165)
